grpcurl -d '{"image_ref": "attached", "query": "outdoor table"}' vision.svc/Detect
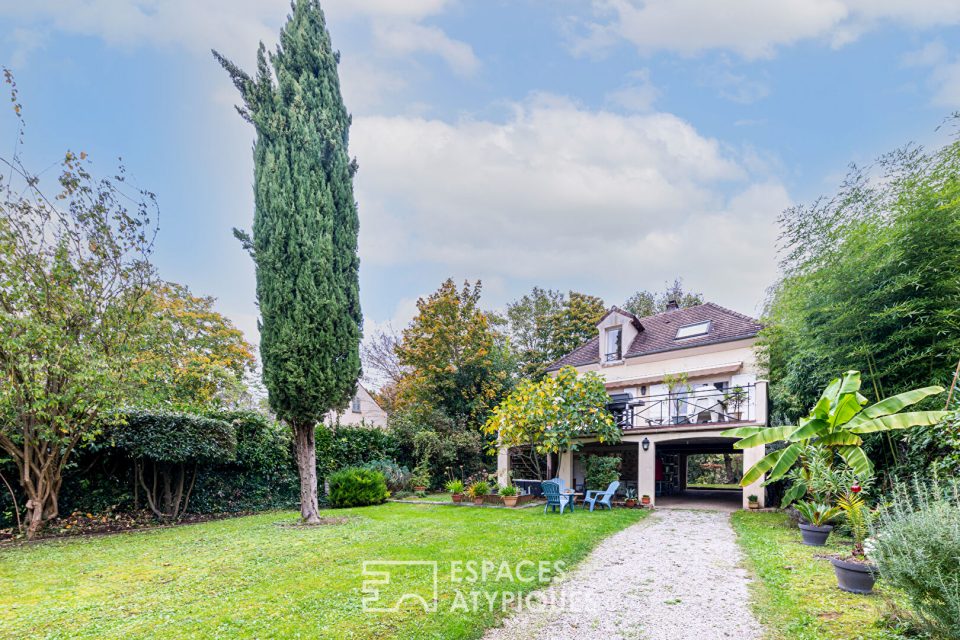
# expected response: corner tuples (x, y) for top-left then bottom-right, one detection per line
(561, 490), (583, 511)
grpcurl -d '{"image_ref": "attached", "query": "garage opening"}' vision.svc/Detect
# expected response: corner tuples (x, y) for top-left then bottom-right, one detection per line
(655, 437), (743, 511)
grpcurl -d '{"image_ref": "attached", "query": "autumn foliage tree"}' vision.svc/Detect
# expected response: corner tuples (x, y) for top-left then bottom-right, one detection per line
(132, 282), (256, 410)
(547, 292), (606, 360)
(395, 279), (507, 429)
(0, 69), (158, 536)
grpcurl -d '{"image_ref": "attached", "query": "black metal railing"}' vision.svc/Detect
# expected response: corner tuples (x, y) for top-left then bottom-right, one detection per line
(605, 350), (622, 362)
(610, 383), (757, 429)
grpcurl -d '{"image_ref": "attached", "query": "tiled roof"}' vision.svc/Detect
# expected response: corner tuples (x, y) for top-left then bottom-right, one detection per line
(546, 302), (762, 371)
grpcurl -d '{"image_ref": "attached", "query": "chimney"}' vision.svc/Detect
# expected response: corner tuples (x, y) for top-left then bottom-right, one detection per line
(665, 299), (679, 311)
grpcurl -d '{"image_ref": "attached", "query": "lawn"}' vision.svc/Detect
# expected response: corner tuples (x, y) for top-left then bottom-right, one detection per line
(0, 502), (646, 639)
(733, 511), (906, 640)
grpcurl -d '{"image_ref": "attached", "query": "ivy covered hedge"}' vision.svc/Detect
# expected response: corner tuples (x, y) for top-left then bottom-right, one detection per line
(0, 413), (408, 528)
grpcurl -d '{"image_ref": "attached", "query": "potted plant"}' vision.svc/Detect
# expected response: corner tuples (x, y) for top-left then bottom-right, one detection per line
(446, 479), (465, 503)
(794, 500), (841, 546)
(747, 494), (760, 510)
(624, 487), (637, 508)
(723, 386), (748, 421)
(468, 480), (490, 506)
(499, 484), (520, 507)
(410, 464), (430, 493)
(830, 486), (878, 594)
(641, 494), (651, 506)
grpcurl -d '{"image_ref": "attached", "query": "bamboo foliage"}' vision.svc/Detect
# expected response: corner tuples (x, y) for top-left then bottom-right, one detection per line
(723, 370), (947, 486)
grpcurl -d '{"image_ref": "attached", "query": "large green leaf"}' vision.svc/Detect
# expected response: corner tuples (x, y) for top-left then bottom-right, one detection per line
(810, 395), (832, 420)
(817, 431), (863, 447)
(846, 386), (945, 430)
(830, 393), (863, 428)
(836, 445), (873, 477)
(741, 447), (788, 486)
(786, 418), (830, 442)
(779, 481), (808, 508)
(818, 376), (842, 407)
(837, 370), (862, 396)
(720, 425), (767, 439)
(767, 442), (803, 482)
(732, 425), (793, 450)
(849, 410), (950, 434)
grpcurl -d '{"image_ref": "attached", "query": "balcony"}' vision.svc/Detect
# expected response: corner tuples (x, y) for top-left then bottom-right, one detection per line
(609, 382), (766, 430)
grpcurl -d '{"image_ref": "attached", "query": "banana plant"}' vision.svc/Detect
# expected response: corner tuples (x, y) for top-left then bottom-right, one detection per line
(722, 371), (947, 490)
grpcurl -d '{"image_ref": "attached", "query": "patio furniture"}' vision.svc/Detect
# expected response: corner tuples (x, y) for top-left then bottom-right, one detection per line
(541, 481), (573, 514)
(583, 480), (620, 512)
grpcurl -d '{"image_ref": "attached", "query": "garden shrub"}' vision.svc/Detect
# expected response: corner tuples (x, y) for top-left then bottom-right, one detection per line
(583, 455), (621, 490)
(871, 479), (960, 639)
(328, 467), (389, 508)
(362, 459), (410, 493)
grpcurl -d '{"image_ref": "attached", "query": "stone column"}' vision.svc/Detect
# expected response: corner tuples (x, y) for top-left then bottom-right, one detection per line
(638, 439), (656, 507)
(557, 449), (574, 488)
(496, 446), (511, 487)
(742, 444), (766, 508)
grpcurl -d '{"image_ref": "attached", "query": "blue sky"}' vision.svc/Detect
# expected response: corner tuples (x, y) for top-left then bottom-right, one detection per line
(2, 0), (959, 347)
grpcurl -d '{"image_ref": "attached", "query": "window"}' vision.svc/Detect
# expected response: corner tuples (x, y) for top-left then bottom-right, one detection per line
(605, 326), (622, 361)
(351, 396), (361, 413)
(675, 321), (710, 340)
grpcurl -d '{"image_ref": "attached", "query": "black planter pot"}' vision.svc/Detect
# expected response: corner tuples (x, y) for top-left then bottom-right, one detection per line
(830, 558), (877, 594)
(798, 523), (833, 546)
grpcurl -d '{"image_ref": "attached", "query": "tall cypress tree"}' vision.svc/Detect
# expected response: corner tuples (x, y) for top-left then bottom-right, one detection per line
(214, 0), (361, 523)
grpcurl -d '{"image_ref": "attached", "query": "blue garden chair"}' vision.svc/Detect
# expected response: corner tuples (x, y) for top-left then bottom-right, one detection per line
(583, 481), (620, 512)
(541, 480), (572, 514)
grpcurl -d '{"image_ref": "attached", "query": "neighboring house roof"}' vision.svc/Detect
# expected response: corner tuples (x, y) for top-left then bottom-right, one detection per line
(546, 302), (762, 371)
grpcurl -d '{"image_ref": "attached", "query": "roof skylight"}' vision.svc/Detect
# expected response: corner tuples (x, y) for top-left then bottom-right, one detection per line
(675, 321), (710, 340)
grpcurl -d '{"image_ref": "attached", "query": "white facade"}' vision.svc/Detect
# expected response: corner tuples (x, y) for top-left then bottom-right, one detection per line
(324, 385), (388, 428)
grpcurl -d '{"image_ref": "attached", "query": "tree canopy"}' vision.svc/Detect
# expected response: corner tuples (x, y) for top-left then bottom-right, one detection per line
(484, 366), (620, 475)
(395, 279), (508, 429)
(0, 70), (158, 536)
(622, 278), (703, 317)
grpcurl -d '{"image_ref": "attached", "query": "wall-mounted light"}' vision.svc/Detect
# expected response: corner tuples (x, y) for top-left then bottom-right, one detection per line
(642, 437), (650, 452)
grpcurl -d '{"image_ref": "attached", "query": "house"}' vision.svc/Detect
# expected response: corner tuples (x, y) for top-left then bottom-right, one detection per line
(496, 301), (769, 509)
(324, 384), (388, 428)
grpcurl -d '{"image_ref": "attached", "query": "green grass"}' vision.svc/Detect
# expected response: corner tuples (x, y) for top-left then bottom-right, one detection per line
(0, 502), (646, 639)
(732, 511), (906, 640)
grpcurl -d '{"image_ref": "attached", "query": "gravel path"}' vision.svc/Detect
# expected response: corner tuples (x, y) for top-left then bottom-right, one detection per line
(483, 509), (764, 640)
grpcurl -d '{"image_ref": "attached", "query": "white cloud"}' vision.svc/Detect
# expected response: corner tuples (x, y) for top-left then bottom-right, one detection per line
(901, 40), (960, 108)
(605, 68), (660, 112)
(573, 0), (960, 60)
(351, 95), (789, 313)
(0, 0), (476, 74)
(372, 21), (479, 76)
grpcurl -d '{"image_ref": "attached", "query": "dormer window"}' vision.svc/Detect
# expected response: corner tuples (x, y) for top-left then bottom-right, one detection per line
(675, 321), (710, 340)
(605, 326), (622, 361)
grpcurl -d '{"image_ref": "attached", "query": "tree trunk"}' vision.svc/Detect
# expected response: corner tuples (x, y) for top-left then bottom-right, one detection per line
(723, 454), (734, 484)
(293, 420), (321, 524)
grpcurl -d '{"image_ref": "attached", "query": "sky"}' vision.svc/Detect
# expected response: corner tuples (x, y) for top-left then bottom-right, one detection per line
(1, 0), (959, 348)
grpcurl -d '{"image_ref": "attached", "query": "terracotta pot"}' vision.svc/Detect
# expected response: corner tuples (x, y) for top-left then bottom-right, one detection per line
(748, 500), (759, 510)
(473, 497), (485, 506)
(831, 557), (877, 594)
(624, 498), (637, 508)
(413, 485), (427, 493)
(452, 493), (463, 503)
(502, 495), (519, 507)
(641, 496), (651, 506)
